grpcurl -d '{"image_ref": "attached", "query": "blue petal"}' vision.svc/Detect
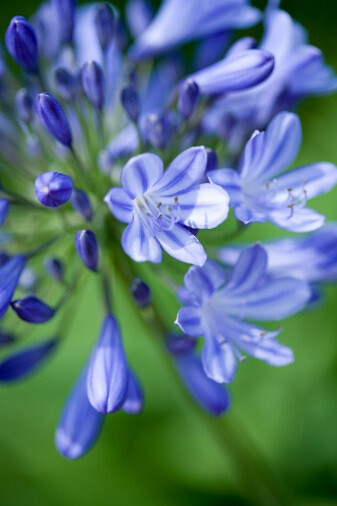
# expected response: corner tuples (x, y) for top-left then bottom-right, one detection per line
(122, 369), (144, 415)
(156, 223), (206, 266)
(275, 162), (337, 199)
(87, 315), (129, 414)
(0, 338), (57, 382)
(121, 153), (163, 198)
(104, 187), (134, 224)
(151, 147), (207, 196)
(129, 0), (260, 60)
(175, 306), (203, 336)
(183, 260), (227, 302)
(187, 50), (274, 96)
(99, 124), (139, 172)
(172, 183), (229, 229)
(121, 213), (162, 263)
(269, 207), (325, 233)
(55, 365), (104, 460)
(175, 352), (230, 416)
(208, 169), (242, 206)
(226, 277), (311, 320)
(201, 336), (237, 384)
(0, 255), (25, 319)
(225, 244), (268, 294)
(240, 112), (302, 181)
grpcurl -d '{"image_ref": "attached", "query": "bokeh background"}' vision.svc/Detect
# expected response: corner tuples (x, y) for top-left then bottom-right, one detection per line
(0, 1), (337, 505)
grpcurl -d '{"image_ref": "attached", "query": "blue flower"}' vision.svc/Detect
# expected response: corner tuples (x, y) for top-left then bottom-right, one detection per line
(184, 48), (274, 96)
(203, 8), (337, 147)
(167, 334), (230, 416)
(176, 245), (311, 383)
(105, 147), (229, 265)
(87, 315), (129, 414)
(209, 112), (337, 232)
(55, 364), (104, 460)
(0, 255), (25, 319)
(219, 223), (337, 284)
(129, 0), (261, 60)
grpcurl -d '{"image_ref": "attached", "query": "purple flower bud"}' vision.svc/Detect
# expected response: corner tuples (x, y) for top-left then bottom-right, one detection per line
(87, 315), (128, 413)
(74, 230), (99, 272)
(52, 0), (76, 44)
(0, 199), (9, 227)
(130, 278), (151, 308)
(55, 365), (104, 459)
(178, 79), (199, 119)
(0, 330), (16, 347)
(141, 113), (169, 149)
(0, 338), (57, 382)
(15, 88), (34, 124)
(166, 334), (197, 356)
(11, 295), (55, 324)
(55, 67), (79, 101)
(81, 61), (105, 110)
(70, 189), (93, 221)
(0, 252), (10, 267)
(94, 2), (117, 51)
(5, 16), (38, 73)
(205, 148), (218, 172)
(122, 370), (143, 414)
(120, 86), (140, 122)
(35, 171), (73, 208)
(44, 257), (64, 282)
(0, 255), (25, 319)
(35, 93), (73, 147)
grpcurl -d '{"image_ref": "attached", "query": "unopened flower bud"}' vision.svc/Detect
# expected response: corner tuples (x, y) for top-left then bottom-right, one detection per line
(52, 0), (76, 44)
(130, 278), (151, 308)
(11, 295), (55, 323)
(70, 189), (93, 221)
(0, 199), (9, 227)
(81, 61), (105, 110)
(44, 257), (64, 282)
(5, 16), (38, 73)
(121, 86), (140, 122)
(55, 67), (79, 102)
(94, 2), (117, 51)
(35, 93), (73, 146)
(75, 230), (99, 272)
(178, 80), (199, 119)
(15, 89), (34, 124)
(35, 171), (73, 208)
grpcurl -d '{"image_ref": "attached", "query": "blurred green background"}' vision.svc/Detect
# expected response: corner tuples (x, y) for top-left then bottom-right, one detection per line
(1, 1), (337, 505)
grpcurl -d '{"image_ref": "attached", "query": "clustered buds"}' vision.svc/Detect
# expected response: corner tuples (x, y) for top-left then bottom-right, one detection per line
(35, 171), (73, 208)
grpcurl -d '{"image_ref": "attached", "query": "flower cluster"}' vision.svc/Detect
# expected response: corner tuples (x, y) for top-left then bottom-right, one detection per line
(0, 0), (336, 460)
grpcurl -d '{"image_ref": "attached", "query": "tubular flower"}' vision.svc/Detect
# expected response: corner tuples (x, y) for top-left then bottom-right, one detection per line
(0, 0), (335, 462)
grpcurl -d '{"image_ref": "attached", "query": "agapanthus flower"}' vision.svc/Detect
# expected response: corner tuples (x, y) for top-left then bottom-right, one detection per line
(209, 112), (337, 232)
(176, 245), (311, 383)
(0, 0), (336, 463)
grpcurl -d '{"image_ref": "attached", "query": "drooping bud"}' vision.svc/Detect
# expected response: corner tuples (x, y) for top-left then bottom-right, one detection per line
(120, 86), (140, 122)
(122, 369), (143, 414)
(52, 0), (76, 44)
(74, 230), (99, 272)
(81, 61), (105, 110)
(0, 199), (9, 227)
(205, 148), (218, 173)
(11, 295), (55, 323)
(87, 315), (128, 413)
(35, 171), (73, 207)
(15, 89), (34, 124)
(35, 93), (73, 147)
(5, 16), (39, 73)
(94, 2), (117, 51)
(0, 255), (25, 319)
(55, 67), (79, 102)
(70, 189), (93, 221)
(44, 257), (64, 282)
(55, 365), (104, 459)
(178, 79), (199, 119)
(0, 338), (57, 382)
(130, 278), (151, 308)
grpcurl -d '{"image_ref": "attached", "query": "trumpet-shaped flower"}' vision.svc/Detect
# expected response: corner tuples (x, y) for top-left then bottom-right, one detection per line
(105, 147), (229, 265)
